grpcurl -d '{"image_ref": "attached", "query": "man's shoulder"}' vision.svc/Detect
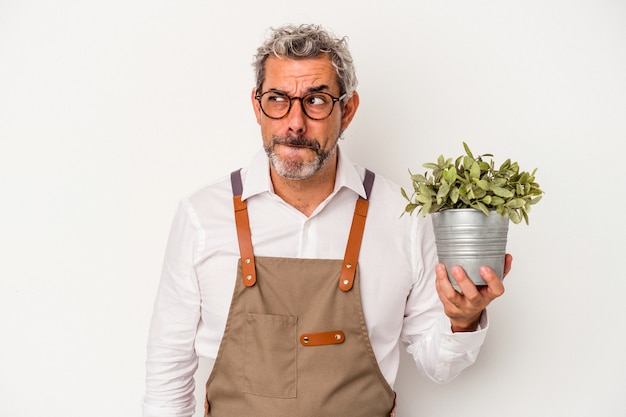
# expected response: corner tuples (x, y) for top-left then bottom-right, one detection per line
(178, 172), (237, 221)
(187, 173), (233, 200)
(349, 167), (412, 226)
(365, 170), (406, 205)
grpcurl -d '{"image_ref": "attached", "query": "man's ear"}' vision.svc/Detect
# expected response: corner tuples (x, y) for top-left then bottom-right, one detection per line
(251, 88), (262, 125)
(340, 91), (360, 131)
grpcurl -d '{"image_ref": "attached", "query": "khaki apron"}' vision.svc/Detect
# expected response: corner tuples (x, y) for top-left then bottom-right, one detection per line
(205, 169), (396, 417)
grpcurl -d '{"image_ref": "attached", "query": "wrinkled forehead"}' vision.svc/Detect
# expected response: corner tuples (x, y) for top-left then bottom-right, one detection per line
(261, 55), (341, 95)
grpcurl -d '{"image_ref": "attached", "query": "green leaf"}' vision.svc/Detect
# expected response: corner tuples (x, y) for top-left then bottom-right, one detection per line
(450, 186), (460, 203)
(475, 201), (490, 216)
(492, 178), (507, 188)
(463, 142), (474, 159)
(470, 162), (481, 179)
(436, 183), (450, 203)
(418, 183), (435, 197)
(410, 173), (428, 183)
(404, 203), (419, 214)
(473, 188), (487, 199)
(443, 167), (457, 183)
(492, 186), (514, 198)
(475, 179), (490, 190)
(416, 193), (432, 204)
(506, 198), (526, 209)
(519, 172), (529, 184)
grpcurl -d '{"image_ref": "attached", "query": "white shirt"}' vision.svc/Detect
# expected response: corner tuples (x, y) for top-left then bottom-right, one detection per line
(143, 147), (488, 417)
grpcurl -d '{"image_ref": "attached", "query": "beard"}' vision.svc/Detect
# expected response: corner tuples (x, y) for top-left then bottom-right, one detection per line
(264, 134), (338, 180)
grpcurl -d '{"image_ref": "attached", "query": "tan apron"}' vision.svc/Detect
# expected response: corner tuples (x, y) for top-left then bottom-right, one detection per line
(204, 169), (396, 417)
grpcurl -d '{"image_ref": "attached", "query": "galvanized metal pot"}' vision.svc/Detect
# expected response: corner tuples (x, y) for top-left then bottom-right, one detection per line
(431, 209), (509, 291)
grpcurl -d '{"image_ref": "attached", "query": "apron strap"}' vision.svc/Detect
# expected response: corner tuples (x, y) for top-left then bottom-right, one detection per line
(230, 168), (375, 291)
(339, 169), (374, 292)
(231, 169), (256, 287)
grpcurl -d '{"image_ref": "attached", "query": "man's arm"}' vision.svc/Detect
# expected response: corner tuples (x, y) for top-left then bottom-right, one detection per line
(401, 216), (509, 383)
(143, 200), (202, 417)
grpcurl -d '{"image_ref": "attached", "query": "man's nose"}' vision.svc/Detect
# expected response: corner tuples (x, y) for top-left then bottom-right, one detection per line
(286, 98), (307, 134)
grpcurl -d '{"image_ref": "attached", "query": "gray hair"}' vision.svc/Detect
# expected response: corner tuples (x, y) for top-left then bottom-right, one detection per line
(252, 24), (358, 98)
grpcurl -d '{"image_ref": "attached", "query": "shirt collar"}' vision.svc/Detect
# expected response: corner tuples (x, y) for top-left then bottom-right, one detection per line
(241, 146), (367, 201)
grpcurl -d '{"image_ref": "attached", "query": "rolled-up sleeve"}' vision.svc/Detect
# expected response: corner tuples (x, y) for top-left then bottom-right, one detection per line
(401, 214), (489, 384)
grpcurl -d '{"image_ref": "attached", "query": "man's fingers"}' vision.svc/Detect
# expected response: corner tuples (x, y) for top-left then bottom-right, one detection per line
(479, 265), (505, 298)
(435, 263), (458, 301)
(502, 254), (513, 279)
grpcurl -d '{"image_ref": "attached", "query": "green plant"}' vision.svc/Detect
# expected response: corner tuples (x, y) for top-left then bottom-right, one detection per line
(401, 142), (544, 224)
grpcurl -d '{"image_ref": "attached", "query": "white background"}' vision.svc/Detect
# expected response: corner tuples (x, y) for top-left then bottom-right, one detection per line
(1, 1), (625, 416)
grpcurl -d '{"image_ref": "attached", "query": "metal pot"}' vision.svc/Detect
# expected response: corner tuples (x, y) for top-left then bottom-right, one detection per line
(431, 209), (509, 291)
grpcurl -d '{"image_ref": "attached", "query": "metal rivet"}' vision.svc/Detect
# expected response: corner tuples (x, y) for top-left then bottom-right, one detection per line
(245, 258), (251, 264)
(343, 279), (349, 285)
(335, 333), (342, 340)
(246, 275), (252, 280)
(346, 263), (352, 269)
(303, 337), (309, 343)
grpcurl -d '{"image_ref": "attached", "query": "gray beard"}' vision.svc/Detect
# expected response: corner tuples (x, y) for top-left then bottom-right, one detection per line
(265, 135), (338, 180)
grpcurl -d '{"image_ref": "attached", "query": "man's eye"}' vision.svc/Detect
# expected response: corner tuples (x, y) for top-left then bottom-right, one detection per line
(267, 94), (288, 103)
(306, 94), (328, 106)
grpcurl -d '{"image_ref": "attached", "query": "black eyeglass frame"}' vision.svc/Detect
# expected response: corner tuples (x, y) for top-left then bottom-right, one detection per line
(255, 91), (347, 120)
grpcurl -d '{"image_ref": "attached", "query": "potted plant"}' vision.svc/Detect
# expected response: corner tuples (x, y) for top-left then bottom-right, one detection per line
(401, 142), (544, 290)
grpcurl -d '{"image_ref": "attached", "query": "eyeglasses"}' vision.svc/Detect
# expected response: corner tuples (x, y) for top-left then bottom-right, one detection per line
(255, 91), (346, 120)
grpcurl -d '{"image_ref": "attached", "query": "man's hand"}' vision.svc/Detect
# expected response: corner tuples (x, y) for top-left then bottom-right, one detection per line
(435, 254), (513, 332)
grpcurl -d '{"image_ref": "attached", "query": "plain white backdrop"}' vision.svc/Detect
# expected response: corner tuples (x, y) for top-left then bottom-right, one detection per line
(1, 1), (625, 416)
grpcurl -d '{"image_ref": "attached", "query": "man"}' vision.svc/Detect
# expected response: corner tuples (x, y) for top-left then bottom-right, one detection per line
(143, 24), (511, 417)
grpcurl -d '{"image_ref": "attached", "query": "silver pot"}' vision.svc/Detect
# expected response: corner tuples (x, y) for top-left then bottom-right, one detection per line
(431, 209), (509, 291)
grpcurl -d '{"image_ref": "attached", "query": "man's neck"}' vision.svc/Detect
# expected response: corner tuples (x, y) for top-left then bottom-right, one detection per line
(270, 159), (337, 217)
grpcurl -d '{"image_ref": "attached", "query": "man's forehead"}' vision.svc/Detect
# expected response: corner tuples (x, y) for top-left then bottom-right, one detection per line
(263, 55), (339, 92)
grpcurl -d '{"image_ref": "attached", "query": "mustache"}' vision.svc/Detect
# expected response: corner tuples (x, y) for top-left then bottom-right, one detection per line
(272, 135), (321, 151)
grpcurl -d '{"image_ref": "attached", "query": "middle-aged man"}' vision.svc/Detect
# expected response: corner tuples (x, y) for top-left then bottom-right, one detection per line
(143, 23), (511, 417)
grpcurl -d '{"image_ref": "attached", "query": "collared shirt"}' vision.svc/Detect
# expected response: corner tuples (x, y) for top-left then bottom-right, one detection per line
(143, 147), (488, 417)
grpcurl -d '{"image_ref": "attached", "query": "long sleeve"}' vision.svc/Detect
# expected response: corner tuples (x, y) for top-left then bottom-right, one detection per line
(143, 200), (202, 417)
(401, 214), (488, 383)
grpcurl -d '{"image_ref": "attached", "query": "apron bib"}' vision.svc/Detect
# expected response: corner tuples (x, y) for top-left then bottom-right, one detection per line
(205, 169), (396, 417)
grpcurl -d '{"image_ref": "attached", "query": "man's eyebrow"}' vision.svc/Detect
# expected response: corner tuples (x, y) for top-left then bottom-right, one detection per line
(265, 85), (331, 95)
(307, 85), (330, 94)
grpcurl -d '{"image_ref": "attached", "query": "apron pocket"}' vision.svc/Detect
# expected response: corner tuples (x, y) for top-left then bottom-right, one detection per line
(243, 312), (297, 398)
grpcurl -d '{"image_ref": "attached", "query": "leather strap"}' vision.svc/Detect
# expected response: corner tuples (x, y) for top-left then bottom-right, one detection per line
(230, 168), (375, 291)
(339, 169), (374, 292)
(231, 170), (256, 287)
(300, 330), (345, 346)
